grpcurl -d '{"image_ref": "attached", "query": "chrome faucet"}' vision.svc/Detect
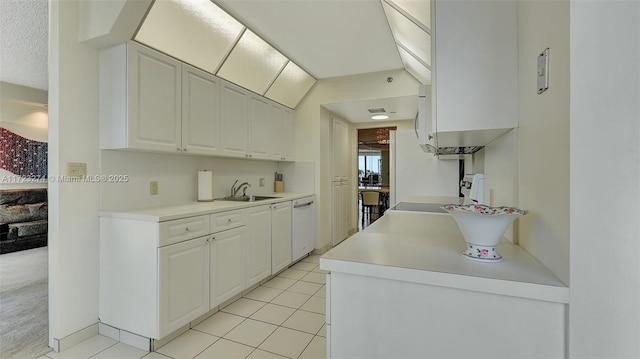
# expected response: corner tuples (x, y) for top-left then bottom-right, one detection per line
(230, 180), (251, 198)
(234, 182), (251, 197)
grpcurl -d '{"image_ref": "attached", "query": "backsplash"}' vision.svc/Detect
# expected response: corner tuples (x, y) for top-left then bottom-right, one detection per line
(100, 150), (313, 212)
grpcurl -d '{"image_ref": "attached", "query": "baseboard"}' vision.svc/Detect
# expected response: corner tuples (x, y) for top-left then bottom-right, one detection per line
(98, 322), (151, 351)
(151, 324), (189, 352)
(54, 323), (99, 352)
(313, 243), (331, 255)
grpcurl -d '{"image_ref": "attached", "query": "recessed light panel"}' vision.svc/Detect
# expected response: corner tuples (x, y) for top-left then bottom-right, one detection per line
(383, 1), (431, 67)
(217, 30), (288, 95)
(135, 0), (244, 73)
(388, 0), (430, 31)
(265, 62), (316, 108)
(398, 46), (431, 85)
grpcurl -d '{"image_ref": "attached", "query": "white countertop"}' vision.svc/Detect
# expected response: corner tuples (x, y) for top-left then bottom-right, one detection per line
(99, 192), (314, 222)
(320, 209), (569, 304)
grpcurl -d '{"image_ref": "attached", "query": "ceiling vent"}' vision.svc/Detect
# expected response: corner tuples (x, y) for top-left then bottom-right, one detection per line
(367, 108), (386, 114)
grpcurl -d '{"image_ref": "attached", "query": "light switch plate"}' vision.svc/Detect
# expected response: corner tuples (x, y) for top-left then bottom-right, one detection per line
(67, 162), (87, 178)
(150, 181), (159, 196)
(537, 48), (550, 94)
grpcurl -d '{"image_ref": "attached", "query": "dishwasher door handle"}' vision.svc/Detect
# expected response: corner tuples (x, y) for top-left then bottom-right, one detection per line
(293, 201), (314, 208)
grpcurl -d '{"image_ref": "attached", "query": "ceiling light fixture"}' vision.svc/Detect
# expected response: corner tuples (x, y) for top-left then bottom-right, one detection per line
(371, 114), (389, 120)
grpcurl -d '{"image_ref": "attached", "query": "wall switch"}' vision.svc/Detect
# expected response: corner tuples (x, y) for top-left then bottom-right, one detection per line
(259, 178), (265, 187)
(537, 47), (550, 94)
(150, 181), (159, 195)
(67, 162), (87, 178)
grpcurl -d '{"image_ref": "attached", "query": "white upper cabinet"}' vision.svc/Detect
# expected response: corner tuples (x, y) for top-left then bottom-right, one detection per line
(431, 0), (517, 145)
(100, 42), (182, 152)
(100, 42), (296, 160)
(247, 94), (272, 159)
(219, 80), (250, 158)
(269, 103), (295, 161)
(182, 64), (221, 155)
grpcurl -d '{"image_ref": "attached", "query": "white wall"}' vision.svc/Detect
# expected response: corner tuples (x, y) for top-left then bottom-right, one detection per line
(392, 129), (459, 204)
(481, 130), (518, 242)
(483, 0), (570, 284)
(569, 1), (640, 357)
(100, 151), (285, 211)
(48, 0), (102, 347)
(296, 69), (420, 250)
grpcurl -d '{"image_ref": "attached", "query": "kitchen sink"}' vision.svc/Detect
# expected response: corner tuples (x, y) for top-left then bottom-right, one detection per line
(221, 195), (280, 202)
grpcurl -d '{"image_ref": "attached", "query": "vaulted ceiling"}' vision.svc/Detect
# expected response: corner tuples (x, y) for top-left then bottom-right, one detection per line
(0, 0), (429, 122)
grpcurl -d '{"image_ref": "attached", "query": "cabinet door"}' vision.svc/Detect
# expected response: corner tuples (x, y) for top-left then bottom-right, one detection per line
(182, 65), (220, 155)
(247, 95), (271, 159)
(211, 227), (246, 307)
(341, 182), (350, 239)
(158, 236), (209, 338)
(433, 0), (517, 134)
(269, 104), (295, 161)
(280, 108), (295, 161)
(269, 104), (284, 160)
(332, 119), (349, 181)
(245, 205), (272, 287)
(271, 202), (292, 273)
(219, 81), (249, 157)
(331, 182), (344, 247)
(128, 42), (182, 152)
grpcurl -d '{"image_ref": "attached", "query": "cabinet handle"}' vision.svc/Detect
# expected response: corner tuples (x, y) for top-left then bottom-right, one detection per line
(183, 148), (188, 152)
(227, 218), (232, 223)
(177, 148), (181, 152)
(185, 227), (190, 232)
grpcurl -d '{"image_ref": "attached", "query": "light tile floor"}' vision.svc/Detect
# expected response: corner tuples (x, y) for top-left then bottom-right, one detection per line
(40, 255), (327, 359)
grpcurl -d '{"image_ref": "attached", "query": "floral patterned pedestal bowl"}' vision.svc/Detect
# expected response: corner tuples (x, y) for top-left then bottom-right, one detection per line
(442, 204), (528, 263)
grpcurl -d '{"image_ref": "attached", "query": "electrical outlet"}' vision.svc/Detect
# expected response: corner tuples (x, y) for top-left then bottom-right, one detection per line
(259, 178), (265, 187)
(150, 181), (159, 195)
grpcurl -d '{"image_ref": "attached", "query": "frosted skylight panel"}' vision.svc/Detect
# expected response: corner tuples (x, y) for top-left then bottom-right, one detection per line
(388, 0), (430, 31)
(398, 46), (431, 85)
(135, 0), (244, 73)
(265, 62), (316, 109)
(216, 30), (288, 95)
(382, 1), (431, 67)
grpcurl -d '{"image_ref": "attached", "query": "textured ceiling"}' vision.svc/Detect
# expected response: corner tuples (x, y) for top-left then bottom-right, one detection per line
(0, 0), (49, 91)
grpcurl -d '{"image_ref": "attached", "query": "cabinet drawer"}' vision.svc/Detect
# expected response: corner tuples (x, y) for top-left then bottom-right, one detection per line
(210, 210), (245, 233)
(159, 215), (210, 247)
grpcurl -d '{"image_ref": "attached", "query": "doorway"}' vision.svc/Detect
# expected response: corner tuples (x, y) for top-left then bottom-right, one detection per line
(357, 127), (395, 230)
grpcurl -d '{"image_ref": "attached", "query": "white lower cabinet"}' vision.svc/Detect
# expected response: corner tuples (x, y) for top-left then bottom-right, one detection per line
(271, 202), (292, 273)
(158, 236), (210, 338)
(100, 200), (297, 341)
(210, 226), (246, 307)
(245, 205), (272, 288)
(245, 202), (293, 284)
(326, 272), (566, 358)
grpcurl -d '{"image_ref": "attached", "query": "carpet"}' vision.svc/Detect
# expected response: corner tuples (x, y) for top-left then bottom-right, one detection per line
(0, 247), (49, 359)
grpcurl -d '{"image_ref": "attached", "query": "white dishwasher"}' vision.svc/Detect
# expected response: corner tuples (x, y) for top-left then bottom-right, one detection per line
(292, 196), (315, 262)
